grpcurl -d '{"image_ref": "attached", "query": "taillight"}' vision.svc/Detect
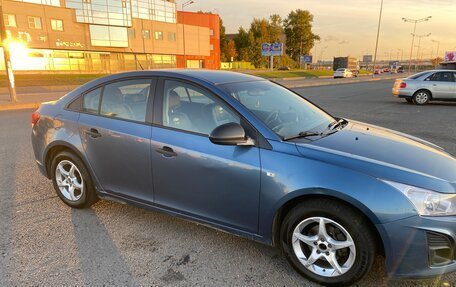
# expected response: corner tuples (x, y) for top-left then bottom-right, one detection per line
(400, 82), (407, 89)
(31, 111), (40, 127)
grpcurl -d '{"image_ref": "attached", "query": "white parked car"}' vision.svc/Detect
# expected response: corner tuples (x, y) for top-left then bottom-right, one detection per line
(392, 70), (456, 105)
(333, 68), (353, 78)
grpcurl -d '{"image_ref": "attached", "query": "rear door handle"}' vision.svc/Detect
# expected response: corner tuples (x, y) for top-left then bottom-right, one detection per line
(155, 146), (177, 158)
(84, 128), (102, 138)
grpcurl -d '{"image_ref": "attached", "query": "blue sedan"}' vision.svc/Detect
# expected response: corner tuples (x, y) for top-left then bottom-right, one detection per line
(31, 70), (456, 286)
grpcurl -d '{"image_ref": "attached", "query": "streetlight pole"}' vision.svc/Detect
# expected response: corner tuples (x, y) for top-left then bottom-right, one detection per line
(372, 0), (383, 78)
(431, 39), (440, 59)
(0, 1), (17, 102)
(401, 16), (431, 73)
(412, 33), (431, 71)
(181, 0), (194, 68)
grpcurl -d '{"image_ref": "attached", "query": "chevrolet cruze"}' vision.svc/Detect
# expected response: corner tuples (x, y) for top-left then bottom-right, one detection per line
(32, 70), (456, 286)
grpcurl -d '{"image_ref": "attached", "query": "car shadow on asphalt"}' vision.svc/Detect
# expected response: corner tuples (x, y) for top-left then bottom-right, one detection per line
(71, 208), (139, 286)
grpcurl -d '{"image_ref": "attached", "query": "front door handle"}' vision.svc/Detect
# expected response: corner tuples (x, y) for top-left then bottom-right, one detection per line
(84, 128), (102, 138)
(155, 146), (177, 158)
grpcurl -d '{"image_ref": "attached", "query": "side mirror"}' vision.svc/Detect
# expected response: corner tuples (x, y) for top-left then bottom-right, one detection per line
(209, 123), (254, 146)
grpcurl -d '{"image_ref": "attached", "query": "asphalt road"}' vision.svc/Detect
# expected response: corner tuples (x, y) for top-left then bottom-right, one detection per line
(0, 79), (455, 287)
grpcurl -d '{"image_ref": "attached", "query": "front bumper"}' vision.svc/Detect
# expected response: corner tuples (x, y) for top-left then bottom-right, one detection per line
(379, 215), (456, 279)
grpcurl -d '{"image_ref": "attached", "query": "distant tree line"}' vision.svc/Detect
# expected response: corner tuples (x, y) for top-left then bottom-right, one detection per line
(219, 9), (320, 68)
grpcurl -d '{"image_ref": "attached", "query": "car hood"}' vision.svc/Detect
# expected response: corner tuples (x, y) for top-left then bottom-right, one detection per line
(295, 120), (456, 193)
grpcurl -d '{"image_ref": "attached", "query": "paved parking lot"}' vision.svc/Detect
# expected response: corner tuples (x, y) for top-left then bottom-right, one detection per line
(0, 79), (455, 286)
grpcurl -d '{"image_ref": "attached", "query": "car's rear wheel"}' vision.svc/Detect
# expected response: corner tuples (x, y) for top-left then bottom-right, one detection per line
(51, 151), (98, 208)
(280, 199), (376, 287)
(412, 90), (430, 105)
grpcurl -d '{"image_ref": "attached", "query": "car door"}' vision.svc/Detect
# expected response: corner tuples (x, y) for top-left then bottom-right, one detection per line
(150, 79), (261, 233)
(78, 78), (156, 202)
(427, 72), (455, 99)
(453, 72), (456, 99)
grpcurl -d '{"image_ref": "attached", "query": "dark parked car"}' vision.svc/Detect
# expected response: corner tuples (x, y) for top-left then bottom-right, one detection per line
(277, 66), (291, 71)
(32, 70), (456, 286)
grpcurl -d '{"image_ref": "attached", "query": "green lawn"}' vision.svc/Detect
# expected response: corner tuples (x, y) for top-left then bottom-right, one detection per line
(0, 74), (107, 87)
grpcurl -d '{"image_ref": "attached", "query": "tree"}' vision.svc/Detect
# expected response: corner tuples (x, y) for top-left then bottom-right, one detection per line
(283, 9), (320, 61)
(226, 40), (237, 61)
(234, 27), (250, 61)
(431, 57), (443, 67)
(219, 18), (228, 62)
(269, 14), (283, 42)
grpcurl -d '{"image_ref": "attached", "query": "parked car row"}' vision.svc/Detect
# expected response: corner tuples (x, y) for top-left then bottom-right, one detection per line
(392, 69), (456, 104)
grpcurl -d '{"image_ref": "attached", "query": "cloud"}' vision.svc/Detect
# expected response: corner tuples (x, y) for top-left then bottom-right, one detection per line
(338, 40), (349, 45)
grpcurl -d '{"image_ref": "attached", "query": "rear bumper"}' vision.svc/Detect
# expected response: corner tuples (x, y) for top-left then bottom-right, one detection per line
(392, 88), (414, 98)
(380, 215), (456, 279)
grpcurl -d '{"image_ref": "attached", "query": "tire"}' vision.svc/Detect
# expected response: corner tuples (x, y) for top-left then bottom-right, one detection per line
(405, 98), (413, 103)
(412, 90), (431, 105)
(50, 151), (98, 208)
(280, 199), (376, 287)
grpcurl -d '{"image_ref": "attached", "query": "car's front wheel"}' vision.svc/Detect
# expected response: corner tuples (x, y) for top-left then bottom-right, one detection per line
(280, 199), (376, 286)
(51, 151), (98, 208)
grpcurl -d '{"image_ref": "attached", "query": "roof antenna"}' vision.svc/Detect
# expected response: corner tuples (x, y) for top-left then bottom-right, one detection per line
(130, 48), (144, 70)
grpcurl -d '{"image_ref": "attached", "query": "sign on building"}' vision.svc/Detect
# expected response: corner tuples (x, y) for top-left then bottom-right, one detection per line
(261, 43), (284, 56)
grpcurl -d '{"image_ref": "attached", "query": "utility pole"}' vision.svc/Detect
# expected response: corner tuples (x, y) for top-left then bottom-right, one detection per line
(372, 0), (383, 78)
(413, 33), (431, 71)
(431, 39), (440, 59)
(401, 16), (431, 72)
(0, 1), (17, 102)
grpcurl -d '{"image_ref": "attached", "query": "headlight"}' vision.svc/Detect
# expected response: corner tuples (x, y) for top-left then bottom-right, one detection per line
(383, 180), (456, 216)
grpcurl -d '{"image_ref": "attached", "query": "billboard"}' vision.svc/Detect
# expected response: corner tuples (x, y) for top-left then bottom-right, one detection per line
(363, 55), (373, 63)
(300, 55), (313, 63)
(444, 51), (455, 62)
(261, 43), (284, 56)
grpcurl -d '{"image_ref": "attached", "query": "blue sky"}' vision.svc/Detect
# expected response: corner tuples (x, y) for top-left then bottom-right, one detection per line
(185, 0), (456, 60)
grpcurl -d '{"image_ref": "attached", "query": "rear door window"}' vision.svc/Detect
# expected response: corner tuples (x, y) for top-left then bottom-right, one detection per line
(100, 79), (152, 122)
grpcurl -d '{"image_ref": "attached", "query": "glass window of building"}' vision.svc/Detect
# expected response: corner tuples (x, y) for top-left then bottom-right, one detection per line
(168, 32), (176, 41)
(131, 0), (176, 23)
(28, 16), (42, 29)
(51, 19), (64, 31)
(210, 44), (214, 51)
(142, 29), (150, 39)
(66, 0), (132, 26)
(90, 25), (128, 47)
(210, 29), (214, 36)
(154, 31), (163, 40)
(3, 14), (16, 27)
(13, 0), (60, 7)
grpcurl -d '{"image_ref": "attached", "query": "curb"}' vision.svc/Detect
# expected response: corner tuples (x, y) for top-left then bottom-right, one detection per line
(0, 102), (40, 112)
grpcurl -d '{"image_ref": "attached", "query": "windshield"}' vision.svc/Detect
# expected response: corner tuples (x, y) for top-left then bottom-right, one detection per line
(219, 81), (335, 139)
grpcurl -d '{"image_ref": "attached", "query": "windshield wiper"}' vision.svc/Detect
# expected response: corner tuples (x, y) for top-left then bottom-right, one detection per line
(283, 131), (322, 141)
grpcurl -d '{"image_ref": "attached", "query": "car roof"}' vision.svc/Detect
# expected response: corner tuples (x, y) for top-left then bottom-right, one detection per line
(104, 69), (264, 86)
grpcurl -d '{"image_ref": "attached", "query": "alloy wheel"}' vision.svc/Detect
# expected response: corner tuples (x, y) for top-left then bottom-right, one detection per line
(292, 217), (356, 277)
(55, 160), (84, 201)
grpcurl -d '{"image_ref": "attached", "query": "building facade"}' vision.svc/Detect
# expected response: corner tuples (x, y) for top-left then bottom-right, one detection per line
(0, 0), (220, 73)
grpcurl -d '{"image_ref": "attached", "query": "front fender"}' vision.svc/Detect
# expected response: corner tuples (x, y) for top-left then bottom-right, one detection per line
(257, 140), (417, 244)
